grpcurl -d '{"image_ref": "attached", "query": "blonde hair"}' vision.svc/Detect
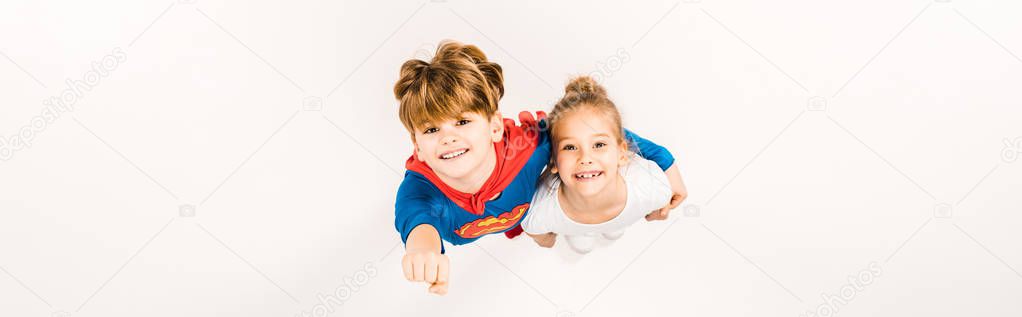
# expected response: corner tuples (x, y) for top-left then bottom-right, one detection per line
(393, 40), (504, 135)
(548, 76), (626, 146)
(541, 76), (631, 183)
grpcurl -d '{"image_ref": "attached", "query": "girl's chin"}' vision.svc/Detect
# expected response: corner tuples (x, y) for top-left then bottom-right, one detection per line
(562, 182), (607, 196)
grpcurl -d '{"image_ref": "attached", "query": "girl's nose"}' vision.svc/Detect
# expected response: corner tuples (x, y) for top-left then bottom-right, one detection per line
(578, 152), (593, 165)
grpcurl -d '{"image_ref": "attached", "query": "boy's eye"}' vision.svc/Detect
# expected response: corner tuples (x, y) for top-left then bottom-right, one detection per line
(423, 127), (438, 134)
(594, 142), (606, 149)
(456, 119), (470, 126)
(561, 144), (576, 151)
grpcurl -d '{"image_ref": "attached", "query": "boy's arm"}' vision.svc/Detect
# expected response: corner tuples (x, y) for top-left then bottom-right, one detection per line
(395, 174), (451, 295)
(402, 224), (449, 295)
(624, 129), (675, 171)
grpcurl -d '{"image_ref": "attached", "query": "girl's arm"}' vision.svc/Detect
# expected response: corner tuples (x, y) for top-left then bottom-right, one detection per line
(526, 232), (557, 248)
(646, 164), (688, 221)
(622, 129), (688, 220)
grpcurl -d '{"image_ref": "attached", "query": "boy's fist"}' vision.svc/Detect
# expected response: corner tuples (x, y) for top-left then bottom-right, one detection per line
(402, 250), (450, 295)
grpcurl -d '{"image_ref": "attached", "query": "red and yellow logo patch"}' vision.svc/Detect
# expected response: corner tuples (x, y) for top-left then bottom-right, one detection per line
(454, 203), (529, 239)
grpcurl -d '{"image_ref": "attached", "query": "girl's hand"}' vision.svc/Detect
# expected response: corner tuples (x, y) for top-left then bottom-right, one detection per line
(647, 163), (688, 221)
(528, 232), (557, 248)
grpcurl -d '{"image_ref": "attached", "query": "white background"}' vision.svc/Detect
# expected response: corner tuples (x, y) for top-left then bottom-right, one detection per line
(2, 0), (1021, 316)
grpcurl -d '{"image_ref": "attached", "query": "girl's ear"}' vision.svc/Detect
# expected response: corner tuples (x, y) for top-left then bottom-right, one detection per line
(618, 142), (631, 166)
(489, 113), (504, 143)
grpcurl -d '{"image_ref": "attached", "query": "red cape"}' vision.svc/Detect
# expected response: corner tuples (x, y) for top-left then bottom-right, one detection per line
(405, 111), (545, 216)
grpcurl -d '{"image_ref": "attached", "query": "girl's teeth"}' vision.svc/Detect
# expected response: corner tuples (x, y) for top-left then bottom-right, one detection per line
(575, 172), (602, 179)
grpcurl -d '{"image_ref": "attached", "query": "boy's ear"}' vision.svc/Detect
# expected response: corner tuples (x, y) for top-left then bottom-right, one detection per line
(489, 113), (504, 143)
(413, 140), (425, 162)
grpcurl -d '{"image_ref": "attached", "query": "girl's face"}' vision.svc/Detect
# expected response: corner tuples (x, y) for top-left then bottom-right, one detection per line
(551, 108), (629, 197)
(413, 111), (504, 183)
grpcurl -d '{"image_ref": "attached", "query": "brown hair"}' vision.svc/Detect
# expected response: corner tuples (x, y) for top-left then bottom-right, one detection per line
(541, 76), (631, 183)
(393, 40), (504, 136)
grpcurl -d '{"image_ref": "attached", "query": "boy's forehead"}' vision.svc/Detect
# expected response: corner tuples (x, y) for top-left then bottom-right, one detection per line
(416, 111), (487, 127)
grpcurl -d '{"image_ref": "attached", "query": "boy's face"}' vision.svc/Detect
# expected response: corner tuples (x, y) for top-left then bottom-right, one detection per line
(552, 108), (628, 197)
(413, 111), (504, 182)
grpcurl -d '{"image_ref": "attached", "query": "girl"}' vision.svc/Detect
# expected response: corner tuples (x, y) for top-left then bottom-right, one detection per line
(521, 76), (687, 253)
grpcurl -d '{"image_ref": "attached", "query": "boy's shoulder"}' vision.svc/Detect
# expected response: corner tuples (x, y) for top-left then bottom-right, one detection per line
(395, 169), (445, 204)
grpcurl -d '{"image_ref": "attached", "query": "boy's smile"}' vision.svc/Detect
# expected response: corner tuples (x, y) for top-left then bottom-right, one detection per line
(414, 111), (504, 193)
(439, 148), (469, 160)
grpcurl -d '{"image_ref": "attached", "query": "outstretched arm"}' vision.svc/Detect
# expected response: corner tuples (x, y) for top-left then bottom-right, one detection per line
(402, 224), (450, 295)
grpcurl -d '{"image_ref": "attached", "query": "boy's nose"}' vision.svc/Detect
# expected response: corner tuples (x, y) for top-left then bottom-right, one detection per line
(441, 134), (458, 146)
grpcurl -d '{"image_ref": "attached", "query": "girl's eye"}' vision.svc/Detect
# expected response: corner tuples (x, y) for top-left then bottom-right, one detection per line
(423, 127), (438, 134)
(594, 142), (606, 148)
(456, 119), (470, 126)
(562, 144), (577, 151)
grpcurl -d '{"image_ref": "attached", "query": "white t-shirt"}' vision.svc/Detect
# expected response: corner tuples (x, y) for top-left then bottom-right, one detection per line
(521, 157), (672, 236)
